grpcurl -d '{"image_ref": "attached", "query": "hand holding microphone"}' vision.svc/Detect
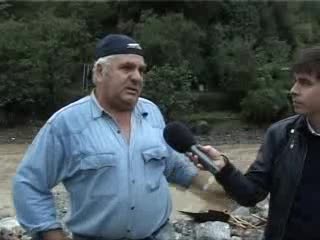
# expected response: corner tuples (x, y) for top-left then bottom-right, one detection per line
(193, 145), (227, 171)
(163, 121), (228, 175)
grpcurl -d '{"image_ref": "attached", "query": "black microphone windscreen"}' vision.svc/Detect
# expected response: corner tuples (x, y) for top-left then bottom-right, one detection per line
(163, 121), (196, 153)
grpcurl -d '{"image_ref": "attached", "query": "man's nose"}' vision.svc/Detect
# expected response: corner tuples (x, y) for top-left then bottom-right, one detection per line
(290, 82), (299, 97)
(131, 69), (143, 83)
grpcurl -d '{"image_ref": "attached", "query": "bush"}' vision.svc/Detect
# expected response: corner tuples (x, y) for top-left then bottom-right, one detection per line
(192, 91), (230, 112)
(209, 37), (257, 110)
(241, 88), (290, 124)
(0, 12), (90, 120)
(143, 63), (196, 120)
(134, 12), (205, 76)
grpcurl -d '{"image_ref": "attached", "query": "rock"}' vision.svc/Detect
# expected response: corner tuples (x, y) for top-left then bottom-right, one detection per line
(192, 120), (211, 135)
(251, 198), (269, 220)
(244, 216), (261, 226)
(231, 207), (250, 217)
(0, 182), (268, 240)
(255, 198), (269, 212)
(174, 232), (183, 240)
(241, 229), (264, 240)
(231, 226), (245, 239)
(0, 208), (12, 220)
(172, 220), (196, 239)
(0, 217), (24, 240)
(154, 223), (176, 240)
(259, 209), (268, 219)
(231, 236), (242, 240)
(195, 221), (231, 240)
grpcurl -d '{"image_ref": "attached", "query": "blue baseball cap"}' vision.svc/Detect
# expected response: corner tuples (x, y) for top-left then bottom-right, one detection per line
(95, 34), (144, 60)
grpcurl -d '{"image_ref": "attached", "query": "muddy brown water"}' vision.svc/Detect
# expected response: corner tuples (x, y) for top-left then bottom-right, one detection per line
(0, 143), (259, 219)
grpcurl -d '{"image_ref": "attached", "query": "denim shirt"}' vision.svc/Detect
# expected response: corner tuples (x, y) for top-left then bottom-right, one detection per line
(13, 94), (198, 239)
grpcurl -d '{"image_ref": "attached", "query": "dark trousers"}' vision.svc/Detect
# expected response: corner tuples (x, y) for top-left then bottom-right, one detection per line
(72, 220), (169, 240)
(73, 234), (156, 240)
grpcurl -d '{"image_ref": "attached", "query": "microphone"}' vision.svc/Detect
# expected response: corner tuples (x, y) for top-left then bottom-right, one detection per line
(163, 121), (219, 175)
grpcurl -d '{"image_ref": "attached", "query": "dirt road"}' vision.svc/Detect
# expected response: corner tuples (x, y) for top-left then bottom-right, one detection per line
(0, 143), (259, 219)
(0, 144), (27, 217)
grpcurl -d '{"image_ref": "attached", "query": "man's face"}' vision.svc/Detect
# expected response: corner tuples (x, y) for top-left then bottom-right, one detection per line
(290, 73), (320, 116)
(97, 54), (146, 111)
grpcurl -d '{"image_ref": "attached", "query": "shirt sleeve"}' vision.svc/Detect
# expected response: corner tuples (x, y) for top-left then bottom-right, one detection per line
(12, 123), (67, 234)
(164, 148), (198, 187)
(148, 103), (198, 188)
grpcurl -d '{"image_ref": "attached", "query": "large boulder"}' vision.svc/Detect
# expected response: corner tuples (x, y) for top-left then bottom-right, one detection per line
(0, 217), (26, 240)
(195, 221), (231, 240)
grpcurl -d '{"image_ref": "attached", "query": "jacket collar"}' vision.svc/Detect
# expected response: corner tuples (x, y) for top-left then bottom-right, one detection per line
(292, 114), (309, 136)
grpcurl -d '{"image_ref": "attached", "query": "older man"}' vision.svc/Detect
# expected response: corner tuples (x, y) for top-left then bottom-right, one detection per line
(13, 34), (198, 240)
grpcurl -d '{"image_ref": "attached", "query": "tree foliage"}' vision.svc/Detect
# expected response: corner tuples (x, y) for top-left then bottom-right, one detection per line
(134, 12), (205, 76)
(241, 88), (290, 123)
(1, 1), (320, 124)
(0, 11), (90, 117)
(143, 63), (197, 120)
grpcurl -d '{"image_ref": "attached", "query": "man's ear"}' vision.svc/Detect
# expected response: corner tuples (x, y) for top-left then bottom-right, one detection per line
(95, 63), (104, 82)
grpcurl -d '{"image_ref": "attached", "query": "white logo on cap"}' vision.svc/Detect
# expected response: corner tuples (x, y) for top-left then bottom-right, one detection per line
(127, 43), (142, 50)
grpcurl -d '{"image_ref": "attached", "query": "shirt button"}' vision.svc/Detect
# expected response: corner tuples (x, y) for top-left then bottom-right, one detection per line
(132, 180), (135, 184)
(117, 130), (121, 134)
(127, 229), (131, 233)
(131, 206), (135, 210)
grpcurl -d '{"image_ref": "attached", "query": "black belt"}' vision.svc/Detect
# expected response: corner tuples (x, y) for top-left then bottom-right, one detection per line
(73, 219), (169, 240)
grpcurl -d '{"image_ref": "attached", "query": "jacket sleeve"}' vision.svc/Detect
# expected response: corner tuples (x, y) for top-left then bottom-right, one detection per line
(12, 123), (67, 234)
(215, 126), (278, 207)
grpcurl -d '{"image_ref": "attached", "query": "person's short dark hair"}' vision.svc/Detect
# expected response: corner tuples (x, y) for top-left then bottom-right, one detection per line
(292, 46), (320, 79)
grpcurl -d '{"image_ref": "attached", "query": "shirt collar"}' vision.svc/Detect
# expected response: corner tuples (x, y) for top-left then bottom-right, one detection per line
(90, 90), (149, 120)
(307, 118), (320, 137)
(90, 90), (105, 119)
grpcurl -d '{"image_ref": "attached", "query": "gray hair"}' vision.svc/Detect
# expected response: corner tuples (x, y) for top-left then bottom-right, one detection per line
(92, 55), (117, 84)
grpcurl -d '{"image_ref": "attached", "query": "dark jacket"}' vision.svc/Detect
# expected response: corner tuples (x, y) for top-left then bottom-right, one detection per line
(215, 115), (308, 240)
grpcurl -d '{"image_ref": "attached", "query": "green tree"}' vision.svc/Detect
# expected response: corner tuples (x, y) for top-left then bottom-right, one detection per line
(29, 12), (91, 113)
(254, 37), (291, 89)
(204, 1), (260, 105)
(143, 63), (197, 120)
(290, 2), (320, 47)
(241, 88), (290, 124)
(0, 11), (90, 118)
(0, 19), (41, 117)
(134, 12), (205, 76)
(206, 35), (256, 109)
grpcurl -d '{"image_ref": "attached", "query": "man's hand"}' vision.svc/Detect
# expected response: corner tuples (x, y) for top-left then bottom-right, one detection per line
(188, 145), (227, 172)
(41, 229), (70, 240)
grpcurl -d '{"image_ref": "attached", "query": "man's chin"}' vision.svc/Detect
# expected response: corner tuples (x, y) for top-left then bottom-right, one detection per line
(121, 97), (139, 110)
(293, 108), (307, 115)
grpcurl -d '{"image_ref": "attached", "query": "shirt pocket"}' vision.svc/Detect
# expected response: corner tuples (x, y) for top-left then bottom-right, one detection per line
(142, 146), (168, 192)
(79, 152), (117, 197)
